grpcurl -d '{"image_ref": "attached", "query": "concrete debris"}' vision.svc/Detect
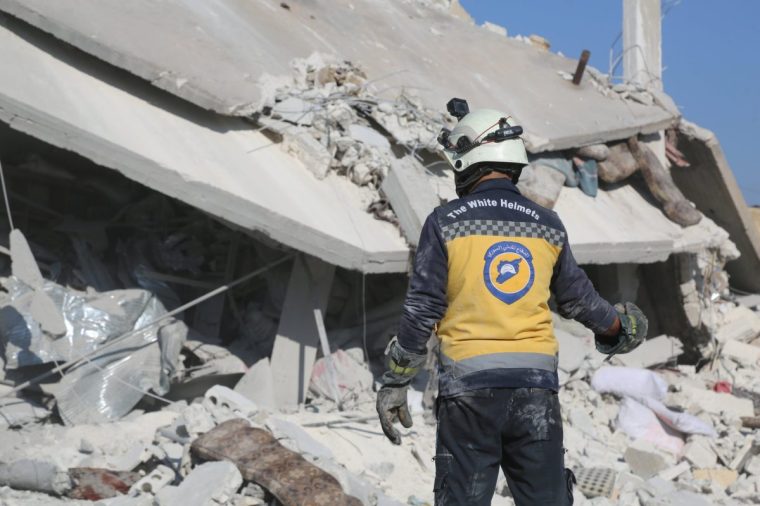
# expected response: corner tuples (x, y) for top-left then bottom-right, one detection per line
(0, 460), (71, 496)
(155, 461), (242, 506)
(614, 335), (683, 369)
(625, 441), (669, 479)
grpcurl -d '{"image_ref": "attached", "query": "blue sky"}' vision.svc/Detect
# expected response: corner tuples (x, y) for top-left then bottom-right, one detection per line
(460, 1), (760, 205)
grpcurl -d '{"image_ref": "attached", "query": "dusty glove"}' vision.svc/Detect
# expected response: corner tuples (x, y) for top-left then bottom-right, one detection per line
(376, 339), (426, 445)
(376, 385), (412, 445)
(595, 302), (648, 356)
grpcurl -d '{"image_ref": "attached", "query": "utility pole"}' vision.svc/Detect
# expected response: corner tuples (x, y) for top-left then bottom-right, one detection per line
(623, 0), (667, 164)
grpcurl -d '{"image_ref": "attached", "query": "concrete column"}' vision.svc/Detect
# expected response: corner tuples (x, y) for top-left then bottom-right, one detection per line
(623, 0), (667, 165)
(269, 254), (335, 409)
(623, 0), (662, 89)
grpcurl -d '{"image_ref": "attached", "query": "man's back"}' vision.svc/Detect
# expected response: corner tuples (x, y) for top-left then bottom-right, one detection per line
(397, 177), (617, 397)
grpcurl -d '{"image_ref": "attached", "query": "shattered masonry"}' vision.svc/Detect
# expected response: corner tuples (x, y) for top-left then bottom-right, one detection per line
(0, 1), (759, 505)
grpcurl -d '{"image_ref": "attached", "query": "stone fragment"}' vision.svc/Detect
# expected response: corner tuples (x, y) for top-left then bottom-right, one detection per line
(79, 439), (95, 455)
(624, 442), (668, 479)
(657, 462), (690, 481)
(204, 385), (259, 419)
(282, 129), (332, 180)
(745, 455), (760, 476)
(267, 417), (334, 460)
(615, 335), (683, 369)
(380, 155), (438, 247)
(682, 437), (718, 469)
(729, 436), (756, 471)
(692, 468), (738, 489)
(0, 459), (71, 496)
(481, 21), (507, 37)
(234, 358), (277, 411)
(716, 305), (760, 343)
(681, 386), (755, 419)
(191, 419), (361, 506)
(130, 465), (175, 496)
(155, 461), (242, 506)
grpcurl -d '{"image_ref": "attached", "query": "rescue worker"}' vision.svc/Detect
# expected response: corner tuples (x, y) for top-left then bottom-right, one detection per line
(376, 99), (648, 505)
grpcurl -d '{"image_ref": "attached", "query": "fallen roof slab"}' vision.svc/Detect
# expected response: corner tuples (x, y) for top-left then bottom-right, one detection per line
(673, 121), (760, 292)
(553, 183), (732, 265)
(0, 15), (408, 273)
(0, 0), (679, 152)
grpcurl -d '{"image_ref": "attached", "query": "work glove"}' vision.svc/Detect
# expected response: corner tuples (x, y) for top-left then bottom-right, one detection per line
(595, 302), (648, 357)
(376, 385), (412, 445)
(376, 338), (426, 445)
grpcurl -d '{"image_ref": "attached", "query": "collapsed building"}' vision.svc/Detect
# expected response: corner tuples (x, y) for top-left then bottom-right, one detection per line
(0, 1), (759, 505)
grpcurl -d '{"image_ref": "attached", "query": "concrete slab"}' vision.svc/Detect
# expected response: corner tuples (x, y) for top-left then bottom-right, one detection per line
(381, 156), (439, 247)
(675, 121), (760, 292)
(0, 15), (408, 273)
(0, 0), (679, 151)
(553, 184), (730, 265)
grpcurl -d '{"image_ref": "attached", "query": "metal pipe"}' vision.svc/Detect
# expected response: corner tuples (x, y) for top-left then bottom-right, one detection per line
(573, 50), (591, 85)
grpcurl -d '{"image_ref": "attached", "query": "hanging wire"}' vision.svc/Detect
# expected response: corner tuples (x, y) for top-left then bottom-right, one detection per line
(0, 159), (14, 230)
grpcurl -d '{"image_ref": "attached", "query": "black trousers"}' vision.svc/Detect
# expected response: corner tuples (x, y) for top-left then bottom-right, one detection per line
(433, 388), (574, 506)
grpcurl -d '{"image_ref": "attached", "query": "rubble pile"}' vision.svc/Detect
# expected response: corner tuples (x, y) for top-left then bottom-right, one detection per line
(258, 53), (447, 222)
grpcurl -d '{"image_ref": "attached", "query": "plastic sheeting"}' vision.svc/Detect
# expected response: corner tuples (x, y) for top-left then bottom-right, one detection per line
(0, 277), (152, 368)
(0, 276), (186, 425)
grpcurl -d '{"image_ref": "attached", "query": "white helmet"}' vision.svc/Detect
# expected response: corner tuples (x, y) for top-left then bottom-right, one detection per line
(438, 99), (528, 196)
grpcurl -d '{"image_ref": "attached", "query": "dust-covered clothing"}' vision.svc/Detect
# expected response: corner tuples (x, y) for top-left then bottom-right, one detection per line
(397, 179), (616, 397)
(433, 387), (573, 506)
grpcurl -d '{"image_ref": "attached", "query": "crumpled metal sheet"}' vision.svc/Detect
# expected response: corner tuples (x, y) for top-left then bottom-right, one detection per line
(0, 277), (151, 368)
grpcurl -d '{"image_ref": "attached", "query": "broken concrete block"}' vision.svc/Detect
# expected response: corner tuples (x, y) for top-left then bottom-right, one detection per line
(234, 358), (276, 411)
(191, 419), (361, 506)
(574, 467), (616, 498)
(68, 468), (141, 500)
(380, 155), (438, 247)
(271, 97), (314, 126)
(716, 306), (760, 343)
(729, 436), (756, 471)
(624, 442), (668, 479)
(745, 455), (760, 476)
(481, 21), (507, 37)
(692, 468), (738, 489)
(681, 386), (755, 419)
(282, 130), (332, 180)
(267, 417), (334, 460)
(0, 459), (71, 496)
(556, 328), (592, 373)
(657, 461), (690, 481)
(682, 437), (718, 469)
(155, 461), (242, 506)
(130, 465), (176, 496)
(204, 385), (259, 419)
(615, 335), (683, 369)
(720, 339), (760, 366)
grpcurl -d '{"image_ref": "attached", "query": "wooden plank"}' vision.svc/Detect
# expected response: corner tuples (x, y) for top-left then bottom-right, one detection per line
(269, 255), (335, 408)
